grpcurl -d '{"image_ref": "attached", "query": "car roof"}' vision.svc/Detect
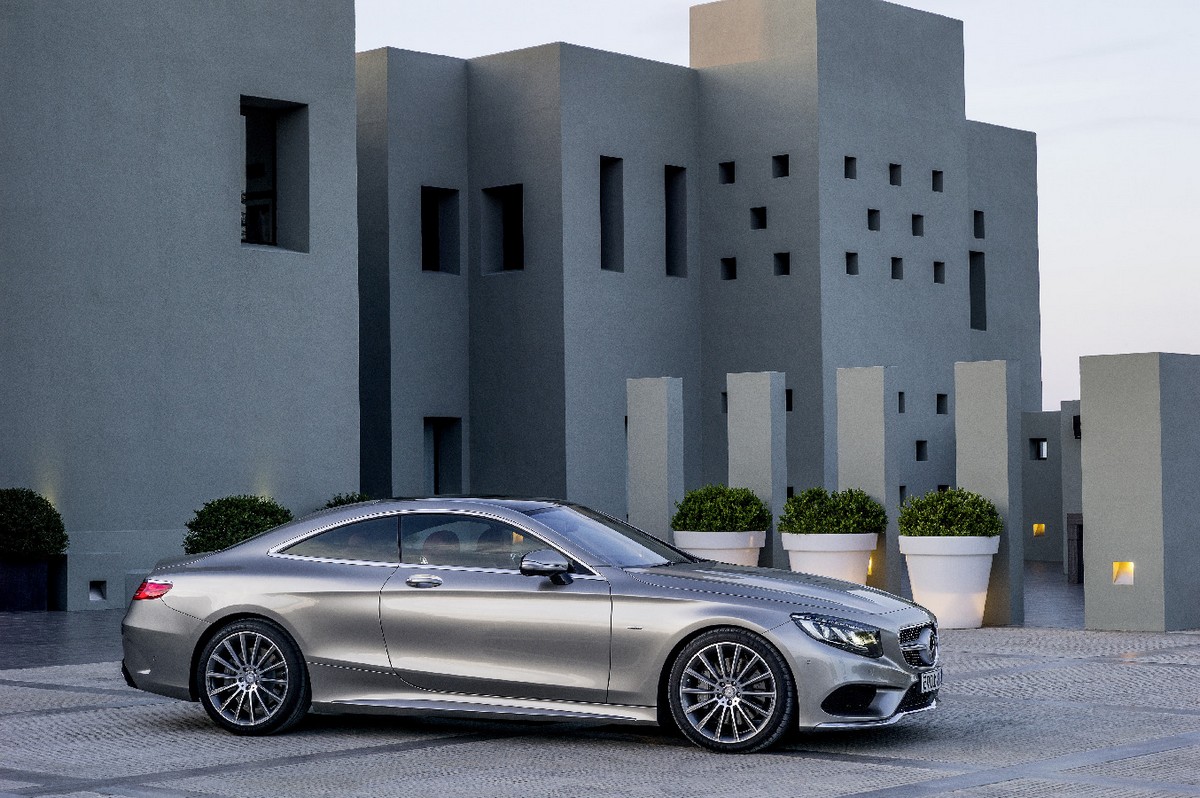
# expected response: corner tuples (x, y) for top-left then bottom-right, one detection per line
(389, 496), (567, 513)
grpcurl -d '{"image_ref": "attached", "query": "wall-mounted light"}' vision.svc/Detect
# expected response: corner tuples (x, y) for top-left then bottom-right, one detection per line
(1112, 561), (1135, 585)
(1032, 523), (1046, 537)
(867, 554), (874, 577)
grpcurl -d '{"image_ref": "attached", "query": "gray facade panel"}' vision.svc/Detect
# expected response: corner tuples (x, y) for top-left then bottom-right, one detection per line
(1022, 411), (1064, 563)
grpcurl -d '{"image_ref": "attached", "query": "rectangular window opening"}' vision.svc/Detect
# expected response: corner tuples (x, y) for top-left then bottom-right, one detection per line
(424, 417), (463, 495)
(936, 393), (948, 415)
(785, 388), (793, 412)
(912, 214), (924, 237)
(973, 209), (986, 239)
(774, 252), (790, 276)
(719, 161), (736, 184)
(844, 156), (857, 179)
(721, 391), (728, 414)
(845, 252), (859, 275)
(720, 257), (737, 281)
(786, 486), (795, 498)
(897, 391), (906, 414)
(891, 257), (904, 280)
(420, 186), (460, 274)
(937, 484), (950, 492)
(482, 184), (525, 272)
(969, 250), (987, 330)
(916, 440), (928, 461)
(867, 209), (880, 231)
(932, 170), (944, 192)
(665, 165), (687, 277)
(772, 154), (790, 178)
(1030, 438), (1049, 461)
(899, 485), (908, 503)
(1073, 415), (1082, 440)
(600, 156), (624, 272)
(241, 96), (309, 252)
(750, 206), (767, 230)
(933, 260), (946, 284)
(889, 163), (902, 186)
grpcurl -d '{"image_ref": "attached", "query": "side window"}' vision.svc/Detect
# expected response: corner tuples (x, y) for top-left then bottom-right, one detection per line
(283, 516), (398, 563)
(400, 514), (550, 570)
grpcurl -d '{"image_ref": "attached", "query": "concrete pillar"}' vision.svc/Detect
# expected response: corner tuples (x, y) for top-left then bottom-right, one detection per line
(1059, 400), (1082, 572)
(1080, 353), (1200, 632)
(626, 378), (685, 544)
(836, 366), (903, 594)
(955, 360), (1024, 626)
(1022, 410), (1063, 564)
(727, 372), (787, 568)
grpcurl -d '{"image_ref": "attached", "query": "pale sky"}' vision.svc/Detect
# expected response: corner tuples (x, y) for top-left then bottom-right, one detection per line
(356, 1), (1200, 410)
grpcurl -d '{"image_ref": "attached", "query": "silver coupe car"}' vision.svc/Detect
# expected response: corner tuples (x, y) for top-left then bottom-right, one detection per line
(122, 497), (940, 753)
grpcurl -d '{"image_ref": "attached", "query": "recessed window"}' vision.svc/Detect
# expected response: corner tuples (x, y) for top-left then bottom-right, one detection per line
(899, 485), (908, 503)
(936, 393), (948, 415)
(867, 209), (880, 231)
(912, 214), (924, 236)
(482, 184), (524, 272)
(772, 154), (790, 178)
(600, 156), (624, 272)
(844, 156), (857, 179)
(1030, 438), (1049, 461)
(719, 161), (736, 184)
(774, 252), (790, 276)
(785, 389), (793, 412)
(891, 257), (903, 280)
(932, 170), (944, 192)
(973, 210), (986, 239)
(241, 96), (309, 251)
(721, 391), (728, 413)
(897, 391), (906, 414)
(421, 186), (460, 274)
(750, 206), (767, 230)
(424, 417), (463, 494)
(969, 251), (986, 330)
(1073, 415), (1081, 440)
(786, 486), (795, 498)
(720, 257), (737, 280)
(933, 261), (946, 284)
(937, 484), (950, 492)
(916, 440), (928, 461)
(845, 252), (859, 275)
(889, 163), (902, 186)
(665, 165), (687, 277)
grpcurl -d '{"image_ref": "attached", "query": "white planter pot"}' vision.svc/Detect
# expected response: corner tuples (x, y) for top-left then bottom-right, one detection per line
(780, 532), (878, 584)
(899, 535), (1000, 629)
(672, 530), (765, 566)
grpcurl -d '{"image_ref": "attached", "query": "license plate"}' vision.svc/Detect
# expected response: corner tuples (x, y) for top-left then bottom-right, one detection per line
(920, 667), (942, 693)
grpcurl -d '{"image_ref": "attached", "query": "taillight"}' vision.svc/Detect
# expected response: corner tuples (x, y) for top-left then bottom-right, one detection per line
(131, 580), (173, 600)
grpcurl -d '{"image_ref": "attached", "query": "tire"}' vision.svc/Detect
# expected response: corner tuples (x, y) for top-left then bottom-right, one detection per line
(196, 618), (310, 735)
(667, 627), (796, 753)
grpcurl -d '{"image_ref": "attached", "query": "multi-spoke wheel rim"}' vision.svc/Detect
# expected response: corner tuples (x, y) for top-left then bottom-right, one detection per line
(678, 641), (777, 744)
(204, 631), (289, 727)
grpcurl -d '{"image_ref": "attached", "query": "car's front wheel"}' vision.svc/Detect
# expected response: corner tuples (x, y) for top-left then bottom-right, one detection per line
(667, 628), (796, 753)
(196, 618), (309, 735)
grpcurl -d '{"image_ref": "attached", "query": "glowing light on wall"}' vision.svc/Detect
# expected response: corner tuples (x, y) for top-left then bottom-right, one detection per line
(1112, 561), (1135, 585)
(867, 554), (874, 577)
(1032, 523), (1045, 537)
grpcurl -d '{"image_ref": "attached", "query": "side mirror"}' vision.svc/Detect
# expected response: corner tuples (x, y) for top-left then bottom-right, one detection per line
(520, 549), (574, 585)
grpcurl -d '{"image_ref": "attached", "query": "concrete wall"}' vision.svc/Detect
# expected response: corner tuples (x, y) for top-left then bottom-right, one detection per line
(1, 2), (360, 609)
(1022, 411), (1064, 562)
(1059, 399), (1083, 568)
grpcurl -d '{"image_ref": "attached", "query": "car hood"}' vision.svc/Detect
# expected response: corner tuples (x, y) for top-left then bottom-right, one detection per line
(624, 561), (920, 617)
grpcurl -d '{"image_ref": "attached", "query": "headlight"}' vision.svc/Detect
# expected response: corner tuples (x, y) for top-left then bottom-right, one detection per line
(792, 613), (883, 658)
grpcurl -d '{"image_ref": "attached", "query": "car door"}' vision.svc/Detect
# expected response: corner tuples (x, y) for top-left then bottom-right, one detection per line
(379, 512), (612, 704)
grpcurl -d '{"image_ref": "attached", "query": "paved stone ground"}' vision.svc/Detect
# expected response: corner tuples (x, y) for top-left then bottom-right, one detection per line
(6, 566), (1200, 798)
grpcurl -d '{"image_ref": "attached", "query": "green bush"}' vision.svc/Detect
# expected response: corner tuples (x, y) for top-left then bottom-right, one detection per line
(183, 495), (293, 554)
(898, 488), (1002, 537)
(324, 492), (372, 509)
(779, 487), (886, 535)
(670, 485), (771, 532)
(0, 488), (68, 560)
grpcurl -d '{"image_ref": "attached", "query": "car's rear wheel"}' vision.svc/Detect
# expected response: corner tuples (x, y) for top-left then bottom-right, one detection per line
(196, 618), (309, 735)
(667, 628), (796, 753)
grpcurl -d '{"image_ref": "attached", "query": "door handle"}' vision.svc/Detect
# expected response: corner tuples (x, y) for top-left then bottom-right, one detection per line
(405, 575), (443, 589)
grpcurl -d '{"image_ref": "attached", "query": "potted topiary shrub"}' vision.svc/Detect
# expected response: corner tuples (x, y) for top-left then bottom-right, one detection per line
(0, 488), (69, 611)
(778, 487), (884, 584)
(183, 495), (293, 555)
(670, 484), (771, 566)
(898, 487), (1002, 629)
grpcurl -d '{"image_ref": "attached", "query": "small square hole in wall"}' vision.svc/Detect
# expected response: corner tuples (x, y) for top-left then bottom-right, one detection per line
(889, 163), (902, 186)
(867, 209), (880, 231)
(973, 209), (986, 239)
(936, 393), (948, 415)
(844, 156), (857, 179)
(1030, 438), (1048, 460)
(933, 261), (946, 284)
(891, 257), (904, 280)
(750, 206), (767, 230)
(845, 252), (859, 275)
(937, 484), (950, 492)
(912, 214), (924, 236)
(897, 391), (906, 413)
(785, 389), (793, 412)
(932, 170), (944, 192)
(786, 486), (795, 498)
(772, 154), (790, 178)
(774, 252), (790, 276)
(899, 485), (908, 503)
(719, 161), (736, 184)
(89, 581), (107, 601)
(721, 391), (728, 413)
(916, 440), (928, 461)
(1112, 561), (1135, 585)
(720, 257), (737, 280)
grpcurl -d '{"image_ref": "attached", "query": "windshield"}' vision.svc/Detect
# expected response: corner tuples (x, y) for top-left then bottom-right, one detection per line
(522, 504), (699, 568)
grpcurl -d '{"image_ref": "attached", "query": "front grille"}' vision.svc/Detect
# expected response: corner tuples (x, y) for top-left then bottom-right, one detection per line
(897, 682), (937, 713)
(899, 623), (938, 668)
